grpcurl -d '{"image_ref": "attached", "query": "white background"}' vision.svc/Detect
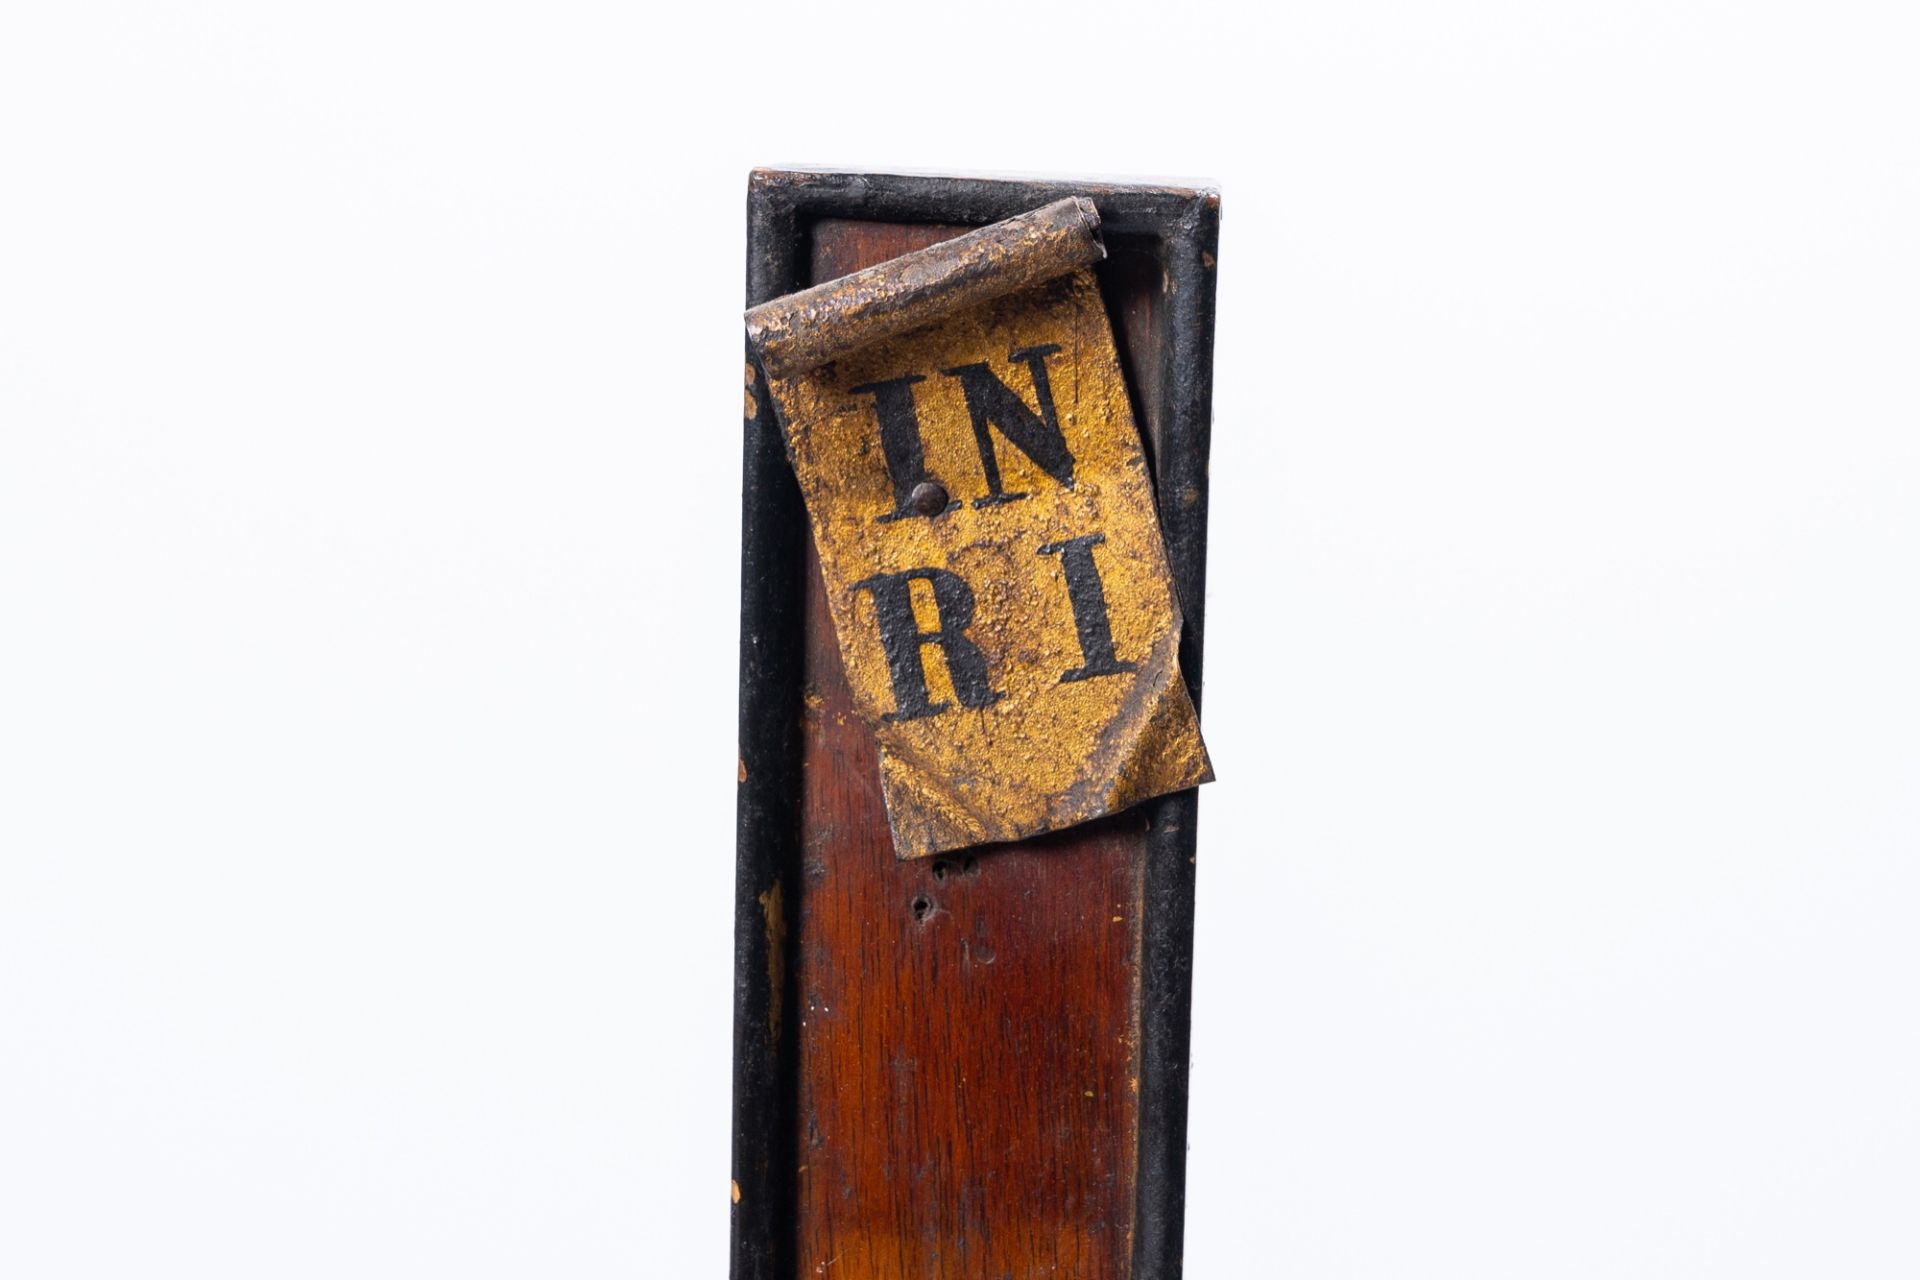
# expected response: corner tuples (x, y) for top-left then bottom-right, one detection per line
(3, 2), (1916, 1276)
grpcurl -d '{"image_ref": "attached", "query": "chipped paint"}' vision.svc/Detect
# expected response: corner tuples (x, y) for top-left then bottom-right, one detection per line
(758, 883), (785, 1042)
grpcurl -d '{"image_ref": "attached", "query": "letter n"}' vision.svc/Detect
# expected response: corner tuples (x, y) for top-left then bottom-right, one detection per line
(940, 344), (1074, 507)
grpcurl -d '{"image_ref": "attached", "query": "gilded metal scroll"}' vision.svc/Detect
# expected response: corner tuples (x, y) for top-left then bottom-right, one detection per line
(745, 196), (1105, 381)
(746, 199), (1212, 859)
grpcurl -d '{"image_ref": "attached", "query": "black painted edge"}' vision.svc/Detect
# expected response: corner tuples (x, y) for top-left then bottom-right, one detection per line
(731, 168), (1219, 1280)
(1134, 188), (1219, 1280)
(749, 165), (1218, 245)
(730, 177), (805, 1280)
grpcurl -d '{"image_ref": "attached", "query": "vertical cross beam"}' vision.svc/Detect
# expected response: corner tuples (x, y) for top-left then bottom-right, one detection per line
(734, 170), (1219, 1280)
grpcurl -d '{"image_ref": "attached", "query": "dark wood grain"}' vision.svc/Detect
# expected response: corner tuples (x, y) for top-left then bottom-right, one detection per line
(789, 219), (1153, 1279)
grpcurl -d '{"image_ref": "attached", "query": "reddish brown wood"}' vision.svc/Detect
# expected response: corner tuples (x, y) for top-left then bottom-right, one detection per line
(791, 219), (1153, 1278)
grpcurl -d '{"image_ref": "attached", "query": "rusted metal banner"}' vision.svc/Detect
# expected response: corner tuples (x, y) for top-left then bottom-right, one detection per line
(745, 197), (1212, 859)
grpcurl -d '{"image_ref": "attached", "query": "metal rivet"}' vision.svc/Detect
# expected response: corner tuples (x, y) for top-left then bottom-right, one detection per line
(908, 480), (949, 517)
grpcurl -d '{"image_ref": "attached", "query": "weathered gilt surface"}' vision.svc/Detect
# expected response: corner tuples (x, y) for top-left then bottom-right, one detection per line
(746, 196), (1104, 381)
(762, 268), (1212, 858)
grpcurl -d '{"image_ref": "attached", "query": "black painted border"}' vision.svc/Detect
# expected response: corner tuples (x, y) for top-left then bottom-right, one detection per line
(731, 168), (1220, 1280)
